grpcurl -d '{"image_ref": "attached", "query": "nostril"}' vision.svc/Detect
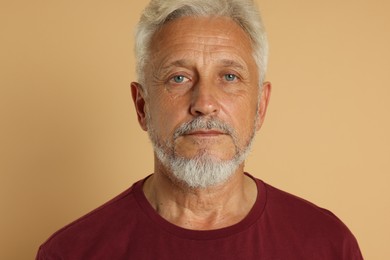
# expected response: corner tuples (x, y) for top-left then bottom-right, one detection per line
(190, 100), (219, 116)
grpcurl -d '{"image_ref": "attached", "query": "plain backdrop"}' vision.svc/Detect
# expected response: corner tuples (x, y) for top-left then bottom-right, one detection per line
(1, 0), (389, 259)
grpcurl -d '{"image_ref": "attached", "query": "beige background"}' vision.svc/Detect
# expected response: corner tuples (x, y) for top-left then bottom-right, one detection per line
(1, 0), (389, 259)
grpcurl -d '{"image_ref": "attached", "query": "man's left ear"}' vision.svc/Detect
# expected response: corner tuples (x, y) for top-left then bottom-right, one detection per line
(256, 81), (272, 131)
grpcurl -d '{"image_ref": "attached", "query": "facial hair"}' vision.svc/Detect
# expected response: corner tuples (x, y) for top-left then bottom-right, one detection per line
(146, 113), (258, 189)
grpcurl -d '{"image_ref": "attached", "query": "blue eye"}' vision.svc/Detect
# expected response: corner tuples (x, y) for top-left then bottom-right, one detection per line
(172, 75), (186, 83)
(224, 74), (237, 81)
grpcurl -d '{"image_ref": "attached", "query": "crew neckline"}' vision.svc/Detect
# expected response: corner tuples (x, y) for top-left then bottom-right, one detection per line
(133, 172), (267, 240)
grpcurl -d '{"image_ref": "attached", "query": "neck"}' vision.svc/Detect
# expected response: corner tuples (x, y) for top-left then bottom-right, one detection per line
(142, 159), (258, 230)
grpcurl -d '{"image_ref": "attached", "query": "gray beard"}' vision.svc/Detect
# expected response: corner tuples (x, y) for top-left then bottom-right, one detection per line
(146, 115), (257, 189)
(152, 141), (252, 189)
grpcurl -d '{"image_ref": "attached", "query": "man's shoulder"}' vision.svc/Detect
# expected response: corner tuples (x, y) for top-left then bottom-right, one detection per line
(258, 179), (362, 258)
(263, 181), (346, 226)
(37, 179), (144, 258)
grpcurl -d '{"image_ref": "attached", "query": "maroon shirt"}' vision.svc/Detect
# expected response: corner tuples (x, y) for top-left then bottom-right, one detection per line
(37, 174), (363, 259)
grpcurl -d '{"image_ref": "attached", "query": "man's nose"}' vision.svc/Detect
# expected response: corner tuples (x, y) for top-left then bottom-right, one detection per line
(189, 80), (220, 117)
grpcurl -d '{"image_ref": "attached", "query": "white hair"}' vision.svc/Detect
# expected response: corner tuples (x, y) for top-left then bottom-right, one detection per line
(134, 0), (268, 87)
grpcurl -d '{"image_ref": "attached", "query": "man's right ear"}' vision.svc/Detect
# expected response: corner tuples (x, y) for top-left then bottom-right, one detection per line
(131, 82), (148, 131)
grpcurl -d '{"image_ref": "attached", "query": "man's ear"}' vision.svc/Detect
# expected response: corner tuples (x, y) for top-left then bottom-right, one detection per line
(256, 81), (272, 131)
(131, 82), (148, 131)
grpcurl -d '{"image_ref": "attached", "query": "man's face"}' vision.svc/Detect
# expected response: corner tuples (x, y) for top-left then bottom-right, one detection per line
(132, 16), (270, 187)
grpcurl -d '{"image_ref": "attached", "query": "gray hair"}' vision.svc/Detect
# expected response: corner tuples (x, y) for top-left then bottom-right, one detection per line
(135, 0), (268, 88)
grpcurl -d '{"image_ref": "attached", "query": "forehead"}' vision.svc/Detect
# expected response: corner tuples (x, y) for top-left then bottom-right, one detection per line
(149, 16), (255, 67)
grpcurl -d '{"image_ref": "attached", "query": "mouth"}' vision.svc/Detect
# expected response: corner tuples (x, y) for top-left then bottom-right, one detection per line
(185, 130), (227, 137)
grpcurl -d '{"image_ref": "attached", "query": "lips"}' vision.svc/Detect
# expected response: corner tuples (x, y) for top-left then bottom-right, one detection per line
(186, 130), (226, 136)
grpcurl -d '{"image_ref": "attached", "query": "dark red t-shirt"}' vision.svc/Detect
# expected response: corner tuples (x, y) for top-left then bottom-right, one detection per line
(36, 174), (363, 259)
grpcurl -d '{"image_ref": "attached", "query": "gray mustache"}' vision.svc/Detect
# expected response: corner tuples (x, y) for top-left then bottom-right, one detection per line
(173, 117), (234, 139)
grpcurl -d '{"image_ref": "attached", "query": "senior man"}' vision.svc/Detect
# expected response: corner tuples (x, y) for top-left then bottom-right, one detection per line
(37, 0), (363, 259)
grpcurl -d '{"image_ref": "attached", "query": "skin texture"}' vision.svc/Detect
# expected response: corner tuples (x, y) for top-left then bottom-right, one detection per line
(131, 16), (271, 230)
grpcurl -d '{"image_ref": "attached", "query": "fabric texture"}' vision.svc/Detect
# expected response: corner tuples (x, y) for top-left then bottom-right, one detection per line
(36, 173), (363, 259)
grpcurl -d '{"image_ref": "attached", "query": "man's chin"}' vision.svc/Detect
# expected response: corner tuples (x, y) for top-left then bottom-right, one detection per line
(162, 153), (242, 189)
(173, 140), (237, 159)
(173, 150), (237, 163)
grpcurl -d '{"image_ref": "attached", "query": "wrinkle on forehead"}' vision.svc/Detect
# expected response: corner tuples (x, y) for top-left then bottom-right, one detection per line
(150, 16), (254, 57)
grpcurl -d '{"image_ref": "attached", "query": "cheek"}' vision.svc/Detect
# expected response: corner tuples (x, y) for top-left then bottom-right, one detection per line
(147, 94), (188, 135)
(224, 98), (258, 134)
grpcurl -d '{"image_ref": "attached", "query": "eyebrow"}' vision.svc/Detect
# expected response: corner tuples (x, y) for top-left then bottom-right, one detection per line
(158, 58), (248, 75)
(161, 59), (192, 71)
(219, 59), (247, 71)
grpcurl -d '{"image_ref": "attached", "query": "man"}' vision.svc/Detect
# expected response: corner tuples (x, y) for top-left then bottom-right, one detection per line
(37, 0), (363, 259)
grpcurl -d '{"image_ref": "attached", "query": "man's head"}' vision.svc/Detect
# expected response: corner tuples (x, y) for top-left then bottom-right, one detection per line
(131, 0), (271, 189)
